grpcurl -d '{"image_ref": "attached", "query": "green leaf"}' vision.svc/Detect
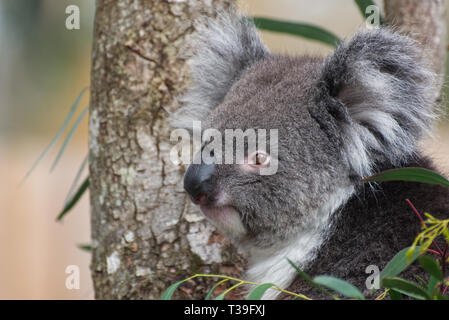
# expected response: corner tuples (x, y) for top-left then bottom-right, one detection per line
(50, 106), (89, 171)
(427, 276), (440, 298)
(246, 283), (277, 300)
(77, 243), (92, 251)
(362, 168), (449, 187)
(435, 294), (449, 300)
(382, 277), (430, 300)
(313, 276), (365, 300)
(65, 155), (88, 205)
(287, 258), (313, 283)
(389, 289), (403, 300)
(205, 279), (229, 300)
(380, 246), (421, 281)
(251, 17), (341, 47)
(287, 258), (331, 297)
(419, 256), (443, 281)
(214, 282), (244, 300)
(57, 177), (89, 221)
(354, 0), (384, 24)
(214, 292), (227, 300)
(204, 288), (215, 300)
(288, 258), (339, 299)
(161, 279), (188, 300)
(20, 87), (87, 184)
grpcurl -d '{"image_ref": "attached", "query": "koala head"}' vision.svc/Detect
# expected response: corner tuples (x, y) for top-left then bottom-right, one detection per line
(172, 12), (436, 257)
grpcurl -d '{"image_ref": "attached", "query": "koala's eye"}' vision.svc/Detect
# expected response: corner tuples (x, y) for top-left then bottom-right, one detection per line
(255, 153), (267, 165)
(248, 151), (270, 168)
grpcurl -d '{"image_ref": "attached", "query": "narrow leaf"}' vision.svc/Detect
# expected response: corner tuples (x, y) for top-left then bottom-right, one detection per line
(382, 277), (430, 300)
(214, 282), (244, 300)
(313, 276), (365, 300)
(362, 168), (449, 187)
(287, 258), (335, 299)
(205, 279), (229, 300)
(287, 258), (313, 283)
(380, 246), (421, 281)
(50, 106), (89, 171)
(419, 256), (443, 281)
(161, 279), (188, 300)
(20, 87), (87, 184)
(354, 0), (384, 24)
(389, 289), (403, 300)
(427, 276), (440, 298)
(57, 177), (89, 221)
(214, 292), (226, 300)
(246, 283), (277, 300)
(65, 155), (88, 205)
(77, 244), (92, 252)
(252, 17), (341, 47)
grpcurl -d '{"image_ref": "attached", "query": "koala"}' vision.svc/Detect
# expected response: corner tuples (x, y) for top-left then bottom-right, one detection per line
(172, 11), (449, 299)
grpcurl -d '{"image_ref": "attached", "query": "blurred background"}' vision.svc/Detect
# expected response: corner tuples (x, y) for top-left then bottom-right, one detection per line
(0, 0), (448, 299)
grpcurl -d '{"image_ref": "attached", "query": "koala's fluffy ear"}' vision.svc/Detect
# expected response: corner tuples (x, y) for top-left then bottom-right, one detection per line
(318, 28), (437, 178)
(170, 11), (269, 130)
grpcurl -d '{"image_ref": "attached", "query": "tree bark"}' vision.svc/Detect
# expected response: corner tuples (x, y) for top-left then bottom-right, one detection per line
(384, 0), (447, 98)
(89, 0), (245, 300)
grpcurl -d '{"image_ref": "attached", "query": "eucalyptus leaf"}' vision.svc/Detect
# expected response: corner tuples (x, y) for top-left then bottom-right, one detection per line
(287, 258), (334, 299)
(313, 275), (365, 300)
(214, 292), (227, 300)
(362, 168), (449, 187)
(77, 244), (92, 252)
(64, 155), (88, 205)
(427, 276), (440, 298)
(252, 17), (341, 47)
(161, 279), (188, 300)
(435, 294), (449, 300)
(57, 177), (89, 221)
(20, 87), (87, 184)
(246, 283), (277, 300)
(380, 246), (421, 281)
(419, 256), (443, 281)
(389, 289), (403, 300)
(382, 277), (430, 300)
(205, 279), (229, 300)
(50, 106), (89, 171)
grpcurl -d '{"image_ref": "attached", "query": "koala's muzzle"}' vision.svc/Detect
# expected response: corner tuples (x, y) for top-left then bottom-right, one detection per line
(184, 162), (215, 205)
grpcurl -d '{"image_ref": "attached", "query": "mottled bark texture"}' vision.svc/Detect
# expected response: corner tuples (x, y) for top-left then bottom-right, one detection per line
(384, 0), (447, 100)
(89, 0), (245, 300)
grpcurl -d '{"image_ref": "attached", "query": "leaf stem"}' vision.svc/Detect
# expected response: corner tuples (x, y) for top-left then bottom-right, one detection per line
(427, 249), (441, 256)
(406, 199), (444, 256)
(405, 198), (424, 225)
(374, 288), (389, 300)
(182, 273), (312, 300)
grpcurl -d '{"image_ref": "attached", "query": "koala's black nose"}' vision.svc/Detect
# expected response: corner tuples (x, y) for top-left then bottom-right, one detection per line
(184, 162), (215, 205)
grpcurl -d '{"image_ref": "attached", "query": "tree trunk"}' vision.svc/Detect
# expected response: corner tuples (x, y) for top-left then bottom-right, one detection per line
(88, 0), (245, 300)
(384, 0), (447, 99)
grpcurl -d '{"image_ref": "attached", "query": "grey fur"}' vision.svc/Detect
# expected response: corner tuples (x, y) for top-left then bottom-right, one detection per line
(319, 29), (437, 178)
(170, 11), (269, 130)
(174, 11), (448, 299)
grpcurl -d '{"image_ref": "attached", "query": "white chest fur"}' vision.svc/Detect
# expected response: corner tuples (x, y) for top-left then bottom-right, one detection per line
(244, 185), (354, 299)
